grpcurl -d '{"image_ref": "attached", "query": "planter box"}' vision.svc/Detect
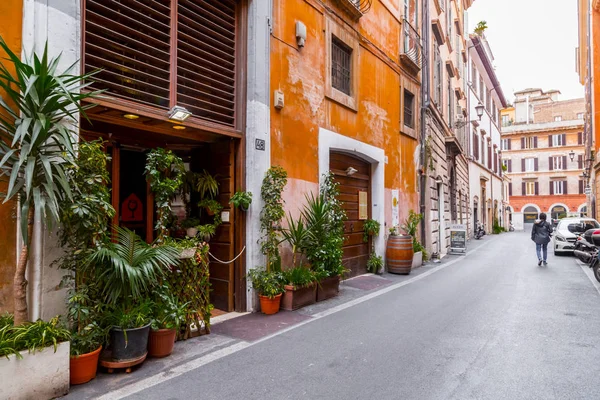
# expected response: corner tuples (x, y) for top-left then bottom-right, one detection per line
(1, 342), (70, 399)
(110, 323), (151, 362)
(317, 276), (340, 302)
(412, 251), (423, 269)
(281, 283), (317, 311)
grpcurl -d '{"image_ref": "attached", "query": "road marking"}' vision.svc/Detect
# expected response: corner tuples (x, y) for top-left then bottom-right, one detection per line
(96, 238), (496, 400)
(576, 259), (600, 296)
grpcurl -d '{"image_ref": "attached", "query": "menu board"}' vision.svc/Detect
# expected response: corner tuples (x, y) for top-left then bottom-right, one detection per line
(450, 224), (467, 254)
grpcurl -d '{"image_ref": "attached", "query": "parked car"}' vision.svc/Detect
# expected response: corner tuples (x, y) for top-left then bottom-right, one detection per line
(553, 217), (600, 255)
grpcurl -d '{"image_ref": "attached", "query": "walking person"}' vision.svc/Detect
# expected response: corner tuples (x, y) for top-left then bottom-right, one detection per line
(531, 213), (553, 266)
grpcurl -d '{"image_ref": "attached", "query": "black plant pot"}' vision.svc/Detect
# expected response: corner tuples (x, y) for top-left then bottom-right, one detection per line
(109, 323), (151, 362)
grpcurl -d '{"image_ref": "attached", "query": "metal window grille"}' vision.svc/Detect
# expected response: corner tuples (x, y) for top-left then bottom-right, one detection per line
(404, 90), (415, 128)
(332, 37), (352, 95)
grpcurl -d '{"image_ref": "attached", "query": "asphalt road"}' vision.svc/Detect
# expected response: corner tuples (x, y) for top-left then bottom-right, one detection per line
(126, 231), (600, 400)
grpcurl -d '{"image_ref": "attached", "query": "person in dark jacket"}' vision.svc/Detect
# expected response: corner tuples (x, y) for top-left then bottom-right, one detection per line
(531, 212), (552, 266)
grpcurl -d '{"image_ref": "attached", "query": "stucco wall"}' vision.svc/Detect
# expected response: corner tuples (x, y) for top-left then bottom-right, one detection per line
(0, 0), (22, 313)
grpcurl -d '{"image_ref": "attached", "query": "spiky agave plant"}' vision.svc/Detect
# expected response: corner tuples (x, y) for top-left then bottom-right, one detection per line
(0, 37), (102, 325)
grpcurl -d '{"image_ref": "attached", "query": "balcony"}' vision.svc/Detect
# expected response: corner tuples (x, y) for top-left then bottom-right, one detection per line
(400, 19), (422, 74)
(446, 124), (469, 157)
(333, 0), (372, 20)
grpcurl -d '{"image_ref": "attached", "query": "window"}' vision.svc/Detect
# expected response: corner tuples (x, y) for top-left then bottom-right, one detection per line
(552, 181), (564, 195)
(433, 42), (443, 107)
(554, 116), (562, 122)
(525, 158), (535, 172)
(577, 112), (584, 120)
(472, 131), (479, 160)
(447, 74), (453, 126)
(471, 61), (477, 88)
(502, 159), (509, 170)
(551, 134), (565, 147)
(486, 89), (491, 112)
(552, 156), (564, 170)
(479, 76), (484, 101)
(526, 181), (536, 196)
(523, 136), (536, 149)
(403, 90), (415, 128)
(446, 5), (452, 38)
(331, 37), (352, 95)
(501, 115), (510, 127)
(501, 138), (511, 150)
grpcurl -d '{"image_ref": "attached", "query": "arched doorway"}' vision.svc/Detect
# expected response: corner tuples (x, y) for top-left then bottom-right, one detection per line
(578, 204), (588, 217)
(506, 206), (513, 222)
(550, 204), (568, 221)
(330, 151), (372, 278)
(523, 205), (540, 224)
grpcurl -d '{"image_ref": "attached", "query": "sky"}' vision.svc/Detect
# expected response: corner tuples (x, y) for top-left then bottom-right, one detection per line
(467, 0), (584, 102)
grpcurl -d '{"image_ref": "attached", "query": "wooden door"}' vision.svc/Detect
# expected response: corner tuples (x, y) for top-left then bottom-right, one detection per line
(330, 152), (371, 278)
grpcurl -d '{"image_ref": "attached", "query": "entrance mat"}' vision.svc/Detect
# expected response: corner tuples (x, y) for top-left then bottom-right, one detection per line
(344, 275), (393, 291)
(211, 311), (312, 342)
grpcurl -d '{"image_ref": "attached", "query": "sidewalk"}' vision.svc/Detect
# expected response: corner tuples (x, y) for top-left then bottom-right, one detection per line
(65, 237), (490, 399)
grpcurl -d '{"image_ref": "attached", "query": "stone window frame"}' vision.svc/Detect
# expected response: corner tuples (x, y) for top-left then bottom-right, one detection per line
(325, 19), (359, 112)
(400, 76), (419, 139)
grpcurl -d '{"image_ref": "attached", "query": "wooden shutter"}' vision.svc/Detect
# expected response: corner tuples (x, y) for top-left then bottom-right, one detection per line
(535, 182), (539, 195)
(488, 145), (492, 169)
(548, 135), (553, 147)
(562, 134), (566, 145)
(578, 154), (583, 169)
(508, 159), (512, 172)
(579, 180), (584, 194)
(578, 131), (583, 145)
(84, 0), (172, 108)
(177, 0), (237, 127)
(534, 158), (539, 172)
(521, 158), (526, 172)
(508, 138), (512, 150)
(521, 137), (525, 149)
(562, 156), (567, 169)
(522, 182), (526, 195)
(472, 132), (478, 159)
(534, 136), (538, 148)
(563, 180), (568, 195)
(549, 156), (553, 171)
(550, 181), (554, 195)
(509, 182), (513, 196)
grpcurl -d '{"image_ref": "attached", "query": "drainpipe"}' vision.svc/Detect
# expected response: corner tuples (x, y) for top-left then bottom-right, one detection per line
(419, 0), (430, 247)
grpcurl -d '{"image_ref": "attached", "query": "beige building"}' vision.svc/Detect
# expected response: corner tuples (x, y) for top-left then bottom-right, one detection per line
(501, 90), (586, 230)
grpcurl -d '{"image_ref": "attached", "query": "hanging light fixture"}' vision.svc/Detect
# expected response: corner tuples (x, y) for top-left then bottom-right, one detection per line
(168, 106), (192, 122)
(475, 102), (485, 120)
(569, 150), (575, 162)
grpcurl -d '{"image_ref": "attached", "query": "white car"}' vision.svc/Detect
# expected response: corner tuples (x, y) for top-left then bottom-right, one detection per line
(553, 217), (600, 255)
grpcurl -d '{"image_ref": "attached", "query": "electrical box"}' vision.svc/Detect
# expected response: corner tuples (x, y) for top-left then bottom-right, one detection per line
(274, 90), (284, 110)
(296, 21), (307, 47)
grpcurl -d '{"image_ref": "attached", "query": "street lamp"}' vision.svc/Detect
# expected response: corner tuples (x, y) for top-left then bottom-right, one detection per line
(569, 150), (575, 162)
(475, 102), (485, 121)
(454, 102), (485, 129)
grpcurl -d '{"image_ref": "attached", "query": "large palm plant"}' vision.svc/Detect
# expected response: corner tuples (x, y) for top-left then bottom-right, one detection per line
(0, 37), (101, 324)
(87, 227), (180, 309)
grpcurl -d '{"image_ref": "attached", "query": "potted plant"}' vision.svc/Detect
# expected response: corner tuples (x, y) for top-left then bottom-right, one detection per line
(230, 191), (253, 211)
(363, 219), (381, 242)
(0, 314), (71, 399)
(197, 224), (216, 242)
(401, 210), (427, 269)
(148, 285), (187, 358)
(367, 253), (384, 274)
(181, 217), (201, 238)
(474, 20), (488, 36)
(199, 198), (223, 217)
(69, 321), (106, 385)
(281, 266), (317, 311)
(87, 227), (180, 363)
(247, 269), (285, 314)
(196, 169), (219, 200)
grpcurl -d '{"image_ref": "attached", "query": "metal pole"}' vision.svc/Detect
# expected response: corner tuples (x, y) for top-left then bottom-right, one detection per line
(419, 0), (430, 247)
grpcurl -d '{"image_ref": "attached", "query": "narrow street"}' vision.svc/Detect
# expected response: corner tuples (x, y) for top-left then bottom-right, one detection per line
(103, 232), (600, 400)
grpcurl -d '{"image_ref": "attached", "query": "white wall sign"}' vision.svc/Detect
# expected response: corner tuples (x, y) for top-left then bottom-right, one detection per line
(391, 189), (399, 227)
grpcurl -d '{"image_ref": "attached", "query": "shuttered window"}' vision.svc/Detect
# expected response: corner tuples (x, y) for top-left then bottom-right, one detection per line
(84, 0), (239, 127)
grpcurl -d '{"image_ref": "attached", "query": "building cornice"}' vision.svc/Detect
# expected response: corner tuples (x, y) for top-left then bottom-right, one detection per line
(470, 36), (508, 108)
(501, 120), (584, 134)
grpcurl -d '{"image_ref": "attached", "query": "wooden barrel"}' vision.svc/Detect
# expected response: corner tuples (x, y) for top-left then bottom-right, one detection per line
(386, 235), (414, 274)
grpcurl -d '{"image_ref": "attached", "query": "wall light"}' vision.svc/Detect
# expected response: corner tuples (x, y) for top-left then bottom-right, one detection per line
(172, 125), (186, 130)
(569, 150), (575, 162)
(123, 114), (139, 120)
(168, 106), (192, 122)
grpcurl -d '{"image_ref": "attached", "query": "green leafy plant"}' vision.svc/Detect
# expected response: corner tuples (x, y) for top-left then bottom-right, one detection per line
(474, 20), (488, 35)
(493, 218), (505, 234)
(70, 322), (107, 356)
(105, 300), (153, 330)
(196, 169), (219, 199)
(501, 164), (508, 172)
(199, 198), (223, 217)
(401, 210), (427, 260)
(196, 224), (216, 242)
(230, 191), (252, 210)
(0, 316), (70, 359)
(281, 213), (311, 267)
(145, 148), (186, 242)
(181, 217), (201, 229)
(282, 266), (316, 288)
(0, 38), (102, 325)
(260, 166), (288, 273)
(247, 269), (285, 299)
(367, 253), (383, 274)
(86, 227), (180, 310)
(363, 219), (380, 242)
(150, 285), (188, 331)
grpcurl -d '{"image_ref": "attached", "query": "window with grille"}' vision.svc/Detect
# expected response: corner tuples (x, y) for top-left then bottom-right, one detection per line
(331, 37), (352, 95)
(433, 43), (442, 107)
(403, 90), (415, 128)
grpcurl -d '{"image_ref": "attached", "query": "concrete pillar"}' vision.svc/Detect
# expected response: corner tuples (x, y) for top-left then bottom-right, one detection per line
(245, 0), (272, 311)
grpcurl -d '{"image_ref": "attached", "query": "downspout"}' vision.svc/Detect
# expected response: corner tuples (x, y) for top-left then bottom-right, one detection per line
(419, 0), (430, 247)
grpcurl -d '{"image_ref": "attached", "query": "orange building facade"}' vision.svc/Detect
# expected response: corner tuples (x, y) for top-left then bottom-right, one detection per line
(270, 0), (421, 274)
(0, 0), (22, 313)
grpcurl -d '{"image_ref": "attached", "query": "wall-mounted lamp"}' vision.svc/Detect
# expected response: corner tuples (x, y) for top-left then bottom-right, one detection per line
(345, 167), (358, 176)
(475, 102), (485, 120)
(455, 102), (486, 128)
(569, 150), (576, 162)
(168, 106), (192, 122)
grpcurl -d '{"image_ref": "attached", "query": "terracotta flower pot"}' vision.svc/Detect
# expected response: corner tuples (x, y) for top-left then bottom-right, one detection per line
(148, 328), (177, 358)
(70, 345), (102, 385)
(281, 283), (317, 311)
(259, 293), (282, 315)
(317, 275), (340, 302)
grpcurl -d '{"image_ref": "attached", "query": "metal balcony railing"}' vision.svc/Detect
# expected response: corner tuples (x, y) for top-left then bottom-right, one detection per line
(334, 0), (373, 19)
(401, 19), (422, 71)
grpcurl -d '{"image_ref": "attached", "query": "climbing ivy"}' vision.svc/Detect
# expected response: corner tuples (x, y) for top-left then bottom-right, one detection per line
(260, 166), (288, 272)
(145, 148), (186, 242)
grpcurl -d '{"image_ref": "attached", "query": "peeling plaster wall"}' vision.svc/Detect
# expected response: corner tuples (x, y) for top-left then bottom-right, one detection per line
(270, 0), (420, 248)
